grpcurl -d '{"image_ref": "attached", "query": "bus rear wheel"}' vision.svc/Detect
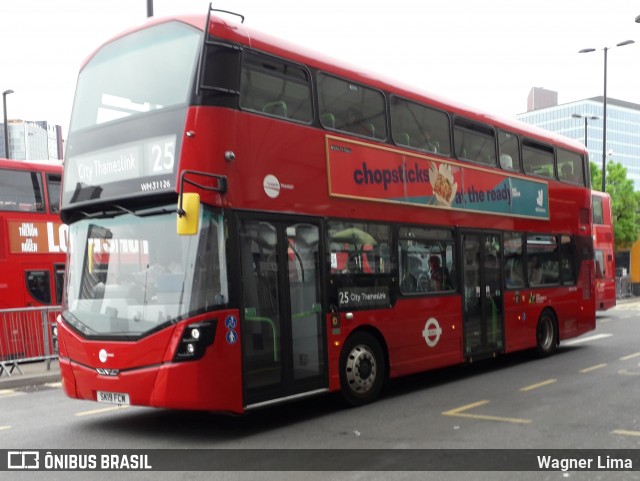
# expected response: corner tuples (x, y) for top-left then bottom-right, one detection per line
(339, 331), (386, 406)
(536, 309), (557, 357)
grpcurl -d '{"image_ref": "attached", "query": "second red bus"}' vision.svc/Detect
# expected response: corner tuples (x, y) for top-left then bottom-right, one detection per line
(592, 191), (616, 311)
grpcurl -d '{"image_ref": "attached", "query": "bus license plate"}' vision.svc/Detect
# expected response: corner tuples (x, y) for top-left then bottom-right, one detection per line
(97, 391), (130, 405)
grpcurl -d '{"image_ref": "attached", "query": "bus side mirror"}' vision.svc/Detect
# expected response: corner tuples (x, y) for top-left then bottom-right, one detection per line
(177, 192), (200, 236)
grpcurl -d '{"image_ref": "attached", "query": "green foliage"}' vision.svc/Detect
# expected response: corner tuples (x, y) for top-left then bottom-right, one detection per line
(592, 161), (640, 250)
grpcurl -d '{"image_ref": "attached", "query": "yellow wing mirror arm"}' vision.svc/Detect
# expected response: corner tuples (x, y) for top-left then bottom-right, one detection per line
(177, 169), (228, 236)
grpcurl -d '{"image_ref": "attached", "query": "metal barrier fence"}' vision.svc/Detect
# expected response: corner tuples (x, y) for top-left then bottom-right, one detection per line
(0, 306), (60, 377)
(616, 276), (633, 300)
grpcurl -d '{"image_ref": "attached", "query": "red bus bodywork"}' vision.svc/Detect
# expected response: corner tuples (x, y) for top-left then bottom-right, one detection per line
(58, 13), (596, 413)
(592, 191), (616, 311)
(0, 158), (66, 360)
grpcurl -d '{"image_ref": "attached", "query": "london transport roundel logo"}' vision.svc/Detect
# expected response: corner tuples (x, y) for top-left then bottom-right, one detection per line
(263, 174), (281, 199)
(98, 348), (114, 363)
(422, 317), (442, 348)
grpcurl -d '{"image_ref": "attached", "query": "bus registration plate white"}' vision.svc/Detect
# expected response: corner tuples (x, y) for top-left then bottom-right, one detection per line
(97, 390), (130, 405)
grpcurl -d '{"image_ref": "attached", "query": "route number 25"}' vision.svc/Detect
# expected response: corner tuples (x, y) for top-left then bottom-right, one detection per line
(151, 140), (175, 173)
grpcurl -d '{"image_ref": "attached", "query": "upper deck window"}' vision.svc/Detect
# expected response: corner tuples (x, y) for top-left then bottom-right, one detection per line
(498, 130), (521, 172)
(47, 173), (61, 213)
(318, 74), (387, 140)
(454, 118), (496, 165)
(69, 21), (202, 133)
(522, 139), (554, 179)
(240, 52), (312, 123)
(390, 97), (450, 156)
(557, 149), (585, 186)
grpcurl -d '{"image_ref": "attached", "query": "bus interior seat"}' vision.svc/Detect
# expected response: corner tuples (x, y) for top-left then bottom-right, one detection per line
(320, 112), (336, 129)
(500, 154), (513, 169)
(396, 132), (410, 146)
(256, 222), (277, 250)
(366, 123), (376, 138)
(295, 224), (319, 247)
(560, 163), (573, 180)
(262, 100), (287, 117)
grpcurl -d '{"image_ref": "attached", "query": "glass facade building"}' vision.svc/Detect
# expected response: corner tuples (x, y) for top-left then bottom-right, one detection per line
(0, 120), (63, 160)
(517, 96), (640, 190)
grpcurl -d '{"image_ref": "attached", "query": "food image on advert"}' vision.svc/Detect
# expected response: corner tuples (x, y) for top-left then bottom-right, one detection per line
(429, 162), (457, 206)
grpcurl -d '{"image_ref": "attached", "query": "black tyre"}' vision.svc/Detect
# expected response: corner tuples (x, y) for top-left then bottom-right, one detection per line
(536, 309), (558, 357)
(339, 331), (386, 406)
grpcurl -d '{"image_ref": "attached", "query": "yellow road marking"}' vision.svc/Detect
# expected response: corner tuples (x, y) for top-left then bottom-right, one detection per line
(520, 379), (557, 392)
(44, 382), (62, 388)
(75, 405), (129, 417)
(0, 426), (11, 431)
(612, 429), (640, 437)
(442, 400), (531, 424)
(580, 363), (607, 373)
(620, 352), (640, 361)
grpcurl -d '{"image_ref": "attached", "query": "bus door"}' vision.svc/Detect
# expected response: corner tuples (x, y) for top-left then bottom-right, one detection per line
(238, 217), (327, 407)
(461, 232), (504, 358)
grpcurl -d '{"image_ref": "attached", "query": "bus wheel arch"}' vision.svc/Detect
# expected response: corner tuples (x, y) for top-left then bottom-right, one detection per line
(339, 328), (388, 406)
(536, 308), (558, 357)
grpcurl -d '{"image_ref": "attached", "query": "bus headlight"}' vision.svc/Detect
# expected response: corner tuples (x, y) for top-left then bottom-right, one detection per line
(174, 320), (217, 362)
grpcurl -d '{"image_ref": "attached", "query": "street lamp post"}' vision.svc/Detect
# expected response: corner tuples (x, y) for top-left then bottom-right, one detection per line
(571, 113), (599, 148)
(579, 40), (634, 192)
(2, 89), (13, 159)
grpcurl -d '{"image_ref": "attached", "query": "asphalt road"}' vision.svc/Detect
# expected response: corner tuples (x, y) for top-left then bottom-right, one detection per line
(2, 301), (640, 480)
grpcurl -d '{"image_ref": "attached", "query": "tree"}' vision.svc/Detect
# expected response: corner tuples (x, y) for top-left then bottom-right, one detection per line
(591, 160), (640, 250)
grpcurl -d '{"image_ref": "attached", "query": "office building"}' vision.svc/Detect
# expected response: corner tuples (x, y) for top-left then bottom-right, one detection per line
(0, 119), (63, 160)
(517, 88), (640, 190)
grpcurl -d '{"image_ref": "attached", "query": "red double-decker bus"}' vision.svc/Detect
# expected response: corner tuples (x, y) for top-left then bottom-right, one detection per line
(592, 191), (616, 311)
(57, 9), (595, 413)
(0, 158), (66, 308)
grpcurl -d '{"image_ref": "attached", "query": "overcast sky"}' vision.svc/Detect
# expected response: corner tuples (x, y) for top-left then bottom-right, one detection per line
(2, 0), (640, 136)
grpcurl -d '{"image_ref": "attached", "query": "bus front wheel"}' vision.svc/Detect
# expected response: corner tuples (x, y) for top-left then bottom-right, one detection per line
(536, 309), (558, 357)
(339, 331), (386, 406)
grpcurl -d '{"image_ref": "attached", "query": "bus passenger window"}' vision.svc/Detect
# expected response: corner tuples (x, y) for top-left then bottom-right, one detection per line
(398, 226), (455, 294)
(454, 118), (496, 165)
(240, 51), (312, 123)
(328, 221), (391, 276)
(390, 96), (450, 155)
(318, 73), (386, 140)
(26, 270), (51, 304)
(498, 130), (520, 172)
(522, 140), (554, 178)
(526, 234), (560, 286)
(557, 149), (584, 186)
(504, 232), (524, 289)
